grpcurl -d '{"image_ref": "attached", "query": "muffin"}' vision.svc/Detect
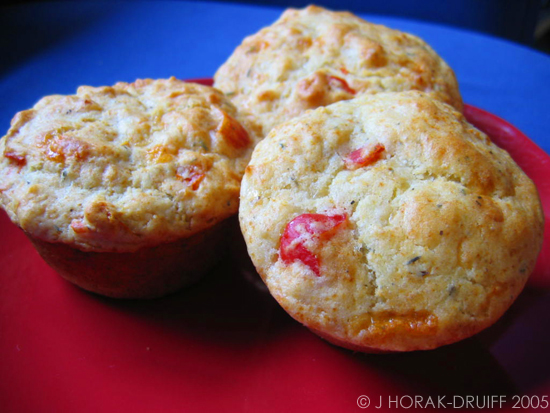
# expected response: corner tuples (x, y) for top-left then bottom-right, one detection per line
(0, 77), (260, 298)
(239, 91), (544, 352)
(214, 5), (462, 137)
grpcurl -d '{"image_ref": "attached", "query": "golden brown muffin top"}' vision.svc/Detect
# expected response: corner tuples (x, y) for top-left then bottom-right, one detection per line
(0, 78), (259, 252)
(215, 5), (462, 137)
(239, 91), (543, 351)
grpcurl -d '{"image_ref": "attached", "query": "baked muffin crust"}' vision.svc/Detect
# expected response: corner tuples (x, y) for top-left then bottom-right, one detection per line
(239, 91), (543, 351)
(0, 77), (259, 252)
(215, 5), (462, 137)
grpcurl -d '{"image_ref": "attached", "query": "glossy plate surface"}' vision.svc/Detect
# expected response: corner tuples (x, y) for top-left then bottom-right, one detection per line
(1, 81), (549, 412)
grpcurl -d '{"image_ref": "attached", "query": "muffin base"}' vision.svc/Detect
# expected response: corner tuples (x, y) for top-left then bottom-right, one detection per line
(27, 219), (229, 299)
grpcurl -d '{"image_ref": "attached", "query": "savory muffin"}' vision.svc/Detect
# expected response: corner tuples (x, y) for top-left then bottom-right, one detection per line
(0, 77), (259, 298)
(214, 5), (462, 137)
(239, 91), (544, 352)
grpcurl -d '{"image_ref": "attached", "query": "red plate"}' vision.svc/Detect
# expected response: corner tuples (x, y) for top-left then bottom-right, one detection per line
(1, 81), (549, 412)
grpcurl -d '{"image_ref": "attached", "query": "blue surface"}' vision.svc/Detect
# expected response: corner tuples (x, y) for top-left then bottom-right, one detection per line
(1, 1), (549, 154)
